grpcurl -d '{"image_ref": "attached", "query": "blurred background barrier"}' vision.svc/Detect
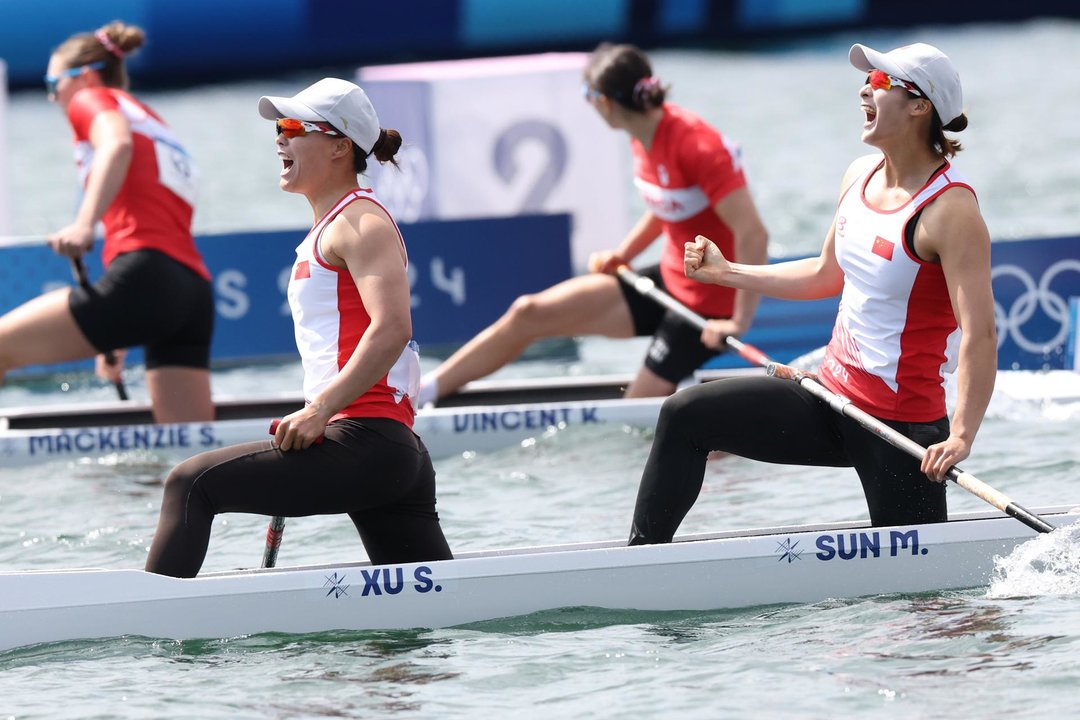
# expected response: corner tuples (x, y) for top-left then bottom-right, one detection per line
(0, 213), (574, 376)
(5, 0), (1080, 90)
(0, 59), (8, 235)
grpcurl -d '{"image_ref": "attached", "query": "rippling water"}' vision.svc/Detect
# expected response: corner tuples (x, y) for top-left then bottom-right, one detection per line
(3, 19), (1080, 720)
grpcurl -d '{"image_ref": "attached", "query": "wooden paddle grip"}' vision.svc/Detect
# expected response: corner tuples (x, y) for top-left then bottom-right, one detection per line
(950, 471), (1012, 510)
(765, 362), (802, 380)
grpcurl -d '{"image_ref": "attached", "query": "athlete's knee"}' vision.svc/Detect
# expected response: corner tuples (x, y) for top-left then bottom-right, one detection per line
(504, 293), (556, 332)
(657, 385), (719, 430)
(161, 462), (197, 501)
(161, 453), (214, 506)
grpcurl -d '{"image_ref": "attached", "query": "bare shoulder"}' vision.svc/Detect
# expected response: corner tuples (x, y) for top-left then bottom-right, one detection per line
(322, 199), (404, 269)
(328, 199), (397, 245)
(838, 154), (881, 194)
(917, 185), (989, 262)
(921, 184), (985, 232)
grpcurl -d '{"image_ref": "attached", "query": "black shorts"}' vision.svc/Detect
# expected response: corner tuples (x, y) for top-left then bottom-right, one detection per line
(69, 249), (214, 370)
(617, 264), (726, 384)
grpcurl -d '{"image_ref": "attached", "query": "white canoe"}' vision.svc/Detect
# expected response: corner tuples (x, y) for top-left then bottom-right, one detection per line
(0, 396), (667, 468)
(0, 370), (756, 468)
(2, 506), (1077, 653)
(3, 367), (1077, 468)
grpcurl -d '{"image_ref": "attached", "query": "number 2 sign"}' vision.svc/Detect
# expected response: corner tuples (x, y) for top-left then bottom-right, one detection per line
(358, 53), (629, 274)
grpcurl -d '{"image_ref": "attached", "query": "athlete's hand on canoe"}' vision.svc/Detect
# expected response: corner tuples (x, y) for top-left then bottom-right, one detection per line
(95, 349), (126, 383)
(700, 318), (742, 350)
(47, 222), (95, 258)
(921, 434), (972, 482)
(588, 250), (626, 275)
(272, 405), (330, 451)
(684, 236), (730, 284)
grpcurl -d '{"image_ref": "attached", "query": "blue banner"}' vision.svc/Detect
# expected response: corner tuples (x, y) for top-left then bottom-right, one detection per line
(706, 235), (1080, 371)
(3, 231), (1077, 375)
(1, 213), (573, 374)
(992, 235), (1080, 370)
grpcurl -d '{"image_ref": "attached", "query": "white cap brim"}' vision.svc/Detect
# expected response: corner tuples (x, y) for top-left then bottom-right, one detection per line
(849, 44), (907, 81)
(258, 78), (382, 154)
(257, 95), (326, 123)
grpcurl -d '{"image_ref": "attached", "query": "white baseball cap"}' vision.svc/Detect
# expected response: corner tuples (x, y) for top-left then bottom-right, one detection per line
(849, 43), (963, 126)
(259, 78), (380, 154)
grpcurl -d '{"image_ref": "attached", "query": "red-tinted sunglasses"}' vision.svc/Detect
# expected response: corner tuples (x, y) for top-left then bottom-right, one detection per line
(275, 118), (342, 139)
(866, 69), (922, 97)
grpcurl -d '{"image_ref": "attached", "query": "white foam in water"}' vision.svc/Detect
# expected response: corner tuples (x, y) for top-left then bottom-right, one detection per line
(944, 370), (1080, 422)
(986, 520), (1080, 598)
(786, 350), (1080, 421)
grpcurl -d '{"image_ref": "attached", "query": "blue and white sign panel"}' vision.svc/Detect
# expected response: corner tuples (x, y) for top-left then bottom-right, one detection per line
(991, 235), (1080, 370)
(0, 59), (8, 236)
(3, 231), (1076, 375)
(358, 53), (629, 274)
(0, 213), (573, 374)
(707, 235), (1080, 371)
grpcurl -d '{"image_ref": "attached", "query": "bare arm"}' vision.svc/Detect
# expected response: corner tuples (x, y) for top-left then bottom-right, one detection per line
(49, 110), (133, 258)
(684, 209), (844, 301)
(916, 188), (997, 480)
(683, 156), (878, 302)
(698, 187), (768, 347)
(589, 211), (663, 274)
(275, 206), (413, 450)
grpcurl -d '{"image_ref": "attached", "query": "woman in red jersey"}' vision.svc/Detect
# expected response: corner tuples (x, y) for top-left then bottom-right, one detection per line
(416, 43), (769, 407)
(145, 78), (452, 577)
(629, 43), (997, 543)
(0, 22), (213, 422)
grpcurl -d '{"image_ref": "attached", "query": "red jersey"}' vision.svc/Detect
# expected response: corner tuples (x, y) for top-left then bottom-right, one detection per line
(67, 87), (209, 280)
(630, 103), (748, 317)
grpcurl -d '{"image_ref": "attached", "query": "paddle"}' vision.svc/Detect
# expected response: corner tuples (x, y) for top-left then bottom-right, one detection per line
(260, 419), (327, 568)
(616, 265), (1056, 535)
(262, 515), (286, 569)
(70, 256), (129, 401)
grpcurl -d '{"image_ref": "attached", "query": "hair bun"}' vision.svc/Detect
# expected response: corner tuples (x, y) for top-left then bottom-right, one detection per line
(632, 76), (663, 110)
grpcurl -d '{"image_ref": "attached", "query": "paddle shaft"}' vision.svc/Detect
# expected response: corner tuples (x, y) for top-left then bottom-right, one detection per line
(70, 257), (129, 401)
(616, 266), (772, 368)
(616, 265), (1055, 534)
(262, 515), (286, 568)
(260, 418), (326, 569)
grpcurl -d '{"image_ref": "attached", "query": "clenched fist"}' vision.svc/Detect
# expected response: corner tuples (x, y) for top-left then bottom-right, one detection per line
(684, 235), (730, 284)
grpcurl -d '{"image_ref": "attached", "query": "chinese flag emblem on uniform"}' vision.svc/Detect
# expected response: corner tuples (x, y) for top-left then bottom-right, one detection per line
(872, 236), (895, 260)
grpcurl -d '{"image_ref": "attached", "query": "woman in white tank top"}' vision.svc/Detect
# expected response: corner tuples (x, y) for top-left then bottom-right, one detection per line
(628, 42), (997, 542)
(145, 79), (452, 577)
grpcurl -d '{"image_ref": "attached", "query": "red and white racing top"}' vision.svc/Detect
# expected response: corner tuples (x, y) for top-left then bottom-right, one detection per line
(287, 189), (420, 427)
(820, 160), (974, 421)
(630, 103), (747, 318)
(67, 86), (209, 280)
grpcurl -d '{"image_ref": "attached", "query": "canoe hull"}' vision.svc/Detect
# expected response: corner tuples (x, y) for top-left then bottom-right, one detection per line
(3, 507), (1075, 653)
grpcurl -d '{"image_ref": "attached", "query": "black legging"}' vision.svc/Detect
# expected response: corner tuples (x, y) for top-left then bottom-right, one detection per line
(146, 417), (453, 577)
(629, 376), (949, 544)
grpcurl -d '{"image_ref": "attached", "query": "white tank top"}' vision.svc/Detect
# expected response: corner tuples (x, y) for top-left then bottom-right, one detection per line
(820, 160), (974, 421)
(287, 188), (420, 426)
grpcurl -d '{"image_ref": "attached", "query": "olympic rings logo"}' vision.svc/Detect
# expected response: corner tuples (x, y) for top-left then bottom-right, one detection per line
(992, 259), (1080, 353)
